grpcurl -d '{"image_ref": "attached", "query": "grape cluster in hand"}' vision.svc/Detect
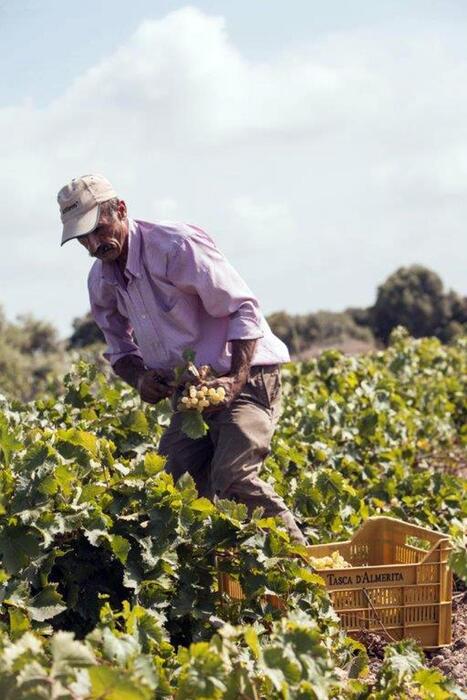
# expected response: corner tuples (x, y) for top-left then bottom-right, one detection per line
(178, 384), (226, 412)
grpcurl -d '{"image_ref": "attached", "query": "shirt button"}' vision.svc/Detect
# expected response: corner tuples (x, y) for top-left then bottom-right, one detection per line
(141, 314), (147, 320)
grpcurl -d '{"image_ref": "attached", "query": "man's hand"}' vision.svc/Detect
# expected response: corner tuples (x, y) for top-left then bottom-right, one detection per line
(202, 373), (247, 411)
(113, 356), (175, 404)
(137, 370), (174, 404)
(200, 338), (257, 413)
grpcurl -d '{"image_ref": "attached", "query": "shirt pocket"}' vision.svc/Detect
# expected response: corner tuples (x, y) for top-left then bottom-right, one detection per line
(161, 295), (200, 341)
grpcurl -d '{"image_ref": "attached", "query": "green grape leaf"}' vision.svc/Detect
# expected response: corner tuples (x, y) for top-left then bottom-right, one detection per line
(101, 627), (139, 665)
(20, 442), (50, 471)
(89, 666), (152, 700)
(190, 498), (216, 514)
(144, 452), (166, 475)
(413, 668), (452, 699)
(244, 627), (261, 660)
(0, 526), (41, 574)
(111, 535), (131, 564)
(0, 415), (22, 466)
(26, 584), (67, 621)
(126, 410), (149, 435)
(347, 650), (369, 679)
(51, 631), (97, 671)
(180, 410), (208, 439)
(56, 428), (98, 458)
(8, 608), (30, 640)
(382, 640), (424, 682)
(358, 409), (379, 437)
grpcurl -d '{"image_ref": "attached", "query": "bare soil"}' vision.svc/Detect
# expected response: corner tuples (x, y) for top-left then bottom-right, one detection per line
(293, 337), (377, 360)
(358, 588), (467, 691)
(415, 444), (467, 480)
(426, 589), (467, 690)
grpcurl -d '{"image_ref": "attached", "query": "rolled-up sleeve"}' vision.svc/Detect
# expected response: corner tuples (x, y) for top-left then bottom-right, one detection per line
(88, 268), (143, 367)
(167, 229), (264, 341)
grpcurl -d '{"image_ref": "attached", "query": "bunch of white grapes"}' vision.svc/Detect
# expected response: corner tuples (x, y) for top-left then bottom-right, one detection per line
(308, 550), (351, 570)
(178, 384), (226, 412)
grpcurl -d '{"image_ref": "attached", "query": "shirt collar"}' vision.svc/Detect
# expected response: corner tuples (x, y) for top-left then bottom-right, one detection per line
(101, 218), (142, 285)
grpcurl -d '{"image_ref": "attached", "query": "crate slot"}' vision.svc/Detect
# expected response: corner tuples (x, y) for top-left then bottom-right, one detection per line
(395, 544), (424, 563)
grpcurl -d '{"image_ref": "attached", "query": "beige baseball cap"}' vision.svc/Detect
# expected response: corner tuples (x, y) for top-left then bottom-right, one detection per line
(57, 174), (118, 246)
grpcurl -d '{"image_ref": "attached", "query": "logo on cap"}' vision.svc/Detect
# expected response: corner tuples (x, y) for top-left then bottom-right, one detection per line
(62, 201), (79, 214)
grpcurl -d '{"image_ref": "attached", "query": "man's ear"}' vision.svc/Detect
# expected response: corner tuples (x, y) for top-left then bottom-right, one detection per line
(117, 200), (127, 219)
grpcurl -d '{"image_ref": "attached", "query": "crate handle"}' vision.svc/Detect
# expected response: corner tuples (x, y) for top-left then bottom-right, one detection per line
(405, 535), (431, 551)
(363, 517), (448, 544)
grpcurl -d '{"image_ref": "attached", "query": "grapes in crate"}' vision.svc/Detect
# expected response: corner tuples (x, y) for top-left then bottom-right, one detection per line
(308, 551), (351, 570)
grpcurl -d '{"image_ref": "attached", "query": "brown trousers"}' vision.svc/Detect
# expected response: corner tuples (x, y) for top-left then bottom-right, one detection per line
(159, 365), (306, 544)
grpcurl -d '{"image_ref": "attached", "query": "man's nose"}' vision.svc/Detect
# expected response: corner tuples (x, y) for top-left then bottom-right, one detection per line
(85, 231), (100, 254)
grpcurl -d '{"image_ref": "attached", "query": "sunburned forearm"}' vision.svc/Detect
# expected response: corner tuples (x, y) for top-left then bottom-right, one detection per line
(229, 338), (257, 382)
(113, 354), (146, 390)
(113, 355), (174, 404)
(198, 338), (256, 407)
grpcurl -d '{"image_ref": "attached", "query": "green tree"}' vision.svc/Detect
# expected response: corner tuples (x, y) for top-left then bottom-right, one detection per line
(68, 311), (105, 349)
(372, 265), (466, 344)
(0, 306), (66, 401)
(267, 310), (374, 356)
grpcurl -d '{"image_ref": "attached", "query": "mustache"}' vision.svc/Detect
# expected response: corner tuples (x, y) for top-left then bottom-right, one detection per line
(89, 242), (118, 258)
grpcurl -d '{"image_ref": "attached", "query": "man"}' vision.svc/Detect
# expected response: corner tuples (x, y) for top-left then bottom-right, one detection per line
(58, 173), (306, 544)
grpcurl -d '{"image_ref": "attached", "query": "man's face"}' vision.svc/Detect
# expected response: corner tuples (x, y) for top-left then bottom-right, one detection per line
(78, 200), (129, 262)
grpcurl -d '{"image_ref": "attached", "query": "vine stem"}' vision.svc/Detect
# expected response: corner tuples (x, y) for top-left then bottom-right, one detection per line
(361, 588), (398, 643)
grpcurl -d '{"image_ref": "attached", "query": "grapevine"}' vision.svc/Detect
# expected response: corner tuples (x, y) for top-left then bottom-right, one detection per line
(0, 333), (465, 698)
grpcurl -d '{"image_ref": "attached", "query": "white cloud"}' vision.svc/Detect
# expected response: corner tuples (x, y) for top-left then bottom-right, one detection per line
(151, 198), (180, 219)
(1, 6), (466, 334)
(230, 197), (296, 249)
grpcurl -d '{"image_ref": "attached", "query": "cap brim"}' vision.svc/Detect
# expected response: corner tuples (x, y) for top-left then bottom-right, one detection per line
(60, 204), (100, 246)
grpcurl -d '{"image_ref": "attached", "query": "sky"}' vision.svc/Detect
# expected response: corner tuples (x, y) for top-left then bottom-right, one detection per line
(1, 0), (467, 336)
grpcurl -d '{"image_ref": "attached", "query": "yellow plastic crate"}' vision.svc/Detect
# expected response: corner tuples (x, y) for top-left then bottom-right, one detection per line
(217, 516), (452, 649)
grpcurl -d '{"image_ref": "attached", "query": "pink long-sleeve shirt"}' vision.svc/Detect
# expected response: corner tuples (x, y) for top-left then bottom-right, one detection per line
(88, 218), (290, 374)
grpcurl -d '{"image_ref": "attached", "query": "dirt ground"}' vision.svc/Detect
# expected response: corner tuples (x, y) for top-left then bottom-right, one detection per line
(427, 588), (467, 690)
(359, 585), (467, 692)
(424, 447), (467, 688)
(420, 445), (467, 480)
(293, 338), (377, 360)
